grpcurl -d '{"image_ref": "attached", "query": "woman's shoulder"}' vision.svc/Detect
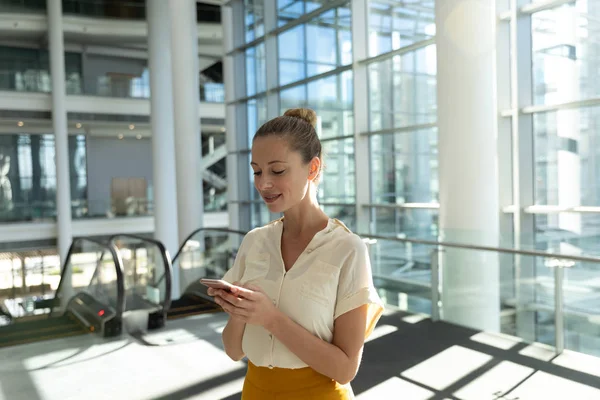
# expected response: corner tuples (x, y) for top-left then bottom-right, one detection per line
(329, 219), (368, 252)
(242, 217), (283, 243)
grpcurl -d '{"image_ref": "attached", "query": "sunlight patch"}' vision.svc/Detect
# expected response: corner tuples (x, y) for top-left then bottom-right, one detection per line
(470, 331), (522, 350)
(403, 314), (429, 324)
(365, 325), (398, 343)
(453, 360), (534, 400)
(518, 343), (555, 362)
(401, 345), (492, 391)
(553, 350), (600, 378)
(356, 376), (433, 400)
(510, 371), (600, 400)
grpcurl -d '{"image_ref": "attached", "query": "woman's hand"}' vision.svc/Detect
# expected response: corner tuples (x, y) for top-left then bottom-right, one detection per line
(213, 283), (280, 329)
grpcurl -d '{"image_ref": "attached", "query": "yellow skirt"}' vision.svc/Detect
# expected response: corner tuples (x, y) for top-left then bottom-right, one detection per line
(241, 361), (352, 400)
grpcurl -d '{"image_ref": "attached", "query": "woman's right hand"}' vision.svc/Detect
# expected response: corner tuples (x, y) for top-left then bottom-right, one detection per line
(207, 282), (242, 298)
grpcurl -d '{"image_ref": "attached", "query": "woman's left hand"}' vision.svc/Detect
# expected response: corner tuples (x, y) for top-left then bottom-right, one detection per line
(214, 284), (280, 328)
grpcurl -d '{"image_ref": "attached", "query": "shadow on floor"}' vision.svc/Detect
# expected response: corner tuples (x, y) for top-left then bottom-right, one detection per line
(153, 310), (600, 400)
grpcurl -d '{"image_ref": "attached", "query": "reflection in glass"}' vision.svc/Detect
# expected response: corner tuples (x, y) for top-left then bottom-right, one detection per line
(245, 0), (265, 42)
(278, 4), (351, 86)
(369, 45), (437, 131)
(532, 1), (600, 105)
(246, 43), (267, 96)
(251, 201), (272, 228)
(0, 134), (88, 223)
(319, 138), (355, 203)
(278, 0), (328, 26)
(371, 206), (438, 239)
(247, 97), (268, 149)
(322, 204), (356, 232)
(368, 0), (435, 57)
(280, 71), (353, 139)
(370, 129), (438, 205)
(533, 107), (600, 247)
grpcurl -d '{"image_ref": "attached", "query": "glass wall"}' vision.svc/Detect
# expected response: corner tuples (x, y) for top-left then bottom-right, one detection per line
(502, 0), (600, 357)
(0, 46), (224, 102)
(0, 133), (88, 223)
(0, 46), (82, 94)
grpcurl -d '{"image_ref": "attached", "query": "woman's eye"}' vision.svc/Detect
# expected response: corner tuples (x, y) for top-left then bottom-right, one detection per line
(273, 170), (285, 175)
(253, 171), (261, 176)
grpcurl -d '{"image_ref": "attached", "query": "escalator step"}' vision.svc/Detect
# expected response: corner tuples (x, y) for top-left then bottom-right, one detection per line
(0, 316), (89, 348)
(167, 295), (222, 320)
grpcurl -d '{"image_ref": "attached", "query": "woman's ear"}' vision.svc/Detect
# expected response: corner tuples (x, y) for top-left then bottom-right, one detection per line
(308, 157), (321, 181)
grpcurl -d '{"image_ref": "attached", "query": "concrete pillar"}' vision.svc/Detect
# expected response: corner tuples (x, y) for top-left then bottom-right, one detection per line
(47, 0), (73, 299)
(169, 0), (204, 243)
(435, 0), (500, 331)
(147, 0), (180, 299)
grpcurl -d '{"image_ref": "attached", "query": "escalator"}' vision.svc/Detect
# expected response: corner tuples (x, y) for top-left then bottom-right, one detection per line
(108, 235), (172, 331)
(166, 228), (247, 320)
(0, 238), (125, 348)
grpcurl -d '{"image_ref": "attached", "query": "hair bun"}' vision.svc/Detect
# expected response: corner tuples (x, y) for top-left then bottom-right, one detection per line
(283, 108), (317, 129)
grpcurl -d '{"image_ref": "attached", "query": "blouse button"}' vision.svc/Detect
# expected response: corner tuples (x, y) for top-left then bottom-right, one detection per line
(307, 249), (312, 254)
(268, 365), (274, 369)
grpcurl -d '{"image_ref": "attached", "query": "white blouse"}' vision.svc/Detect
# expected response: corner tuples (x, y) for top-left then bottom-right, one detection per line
(222, 218), (384, 369)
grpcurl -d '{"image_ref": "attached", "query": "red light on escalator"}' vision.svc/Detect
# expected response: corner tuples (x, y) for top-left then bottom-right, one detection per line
(98, 310), (105, 316)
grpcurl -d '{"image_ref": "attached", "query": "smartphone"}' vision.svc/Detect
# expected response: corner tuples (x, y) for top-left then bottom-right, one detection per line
(199, 278), (234, 292)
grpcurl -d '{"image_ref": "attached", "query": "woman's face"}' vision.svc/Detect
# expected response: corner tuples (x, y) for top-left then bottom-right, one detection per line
(251, 136), (317, 213)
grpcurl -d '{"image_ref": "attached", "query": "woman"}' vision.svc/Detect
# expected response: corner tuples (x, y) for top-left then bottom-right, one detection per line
(208, 108), (384, 399)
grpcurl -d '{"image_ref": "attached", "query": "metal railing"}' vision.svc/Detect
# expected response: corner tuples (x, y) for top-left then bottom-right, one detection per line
(52, 237), (125, 319)
(358, 232), (600, 355)
(108, 234), (173, 314)
(0, 71), (225, 103)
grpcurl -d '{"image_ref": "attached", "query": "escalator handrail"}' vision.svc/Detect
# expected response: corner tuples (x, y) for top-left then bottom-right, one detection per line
(52, 238), (126, 319)
(172, 227), (247, 263)
(108, 234), (173, 314)
(153, 228), (247, 290)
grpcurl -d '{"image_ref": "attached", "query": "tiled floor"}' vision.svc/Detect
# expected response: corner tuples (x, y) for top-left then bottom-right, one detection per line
(1, 310), (599, 400)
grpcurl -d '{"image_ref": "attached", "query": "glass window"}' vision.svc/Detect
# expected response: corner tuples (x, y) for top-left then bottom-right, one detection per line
(532, 1), (600, 105)
(370, 129), (438, 205)
(0, 133), (87, 223)
(247, 97), (268, 148)
(371, 206), (438, 239)
(0, 46), (82, 94)
(369, 45), (437, 131)
(307, 71), (353, 139)
(245, 0), (265, 42)
(246, 43), (267, 96)
(250, 201), (271, 228)
(277, 4), (352, 86)
(280, 72), (353, 139)
(534, 106), (600, 207)
(280, 84), (307, 111)
(318, 138), (355, 203)
(368, 0), (435, 57)
(322, 204), (356, 231)
(277, 0), (326, 27)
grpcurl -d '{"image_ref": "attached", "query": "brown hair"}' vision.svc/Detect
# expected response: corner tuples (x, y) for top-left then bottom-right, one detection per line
(253, 108), (323, 182)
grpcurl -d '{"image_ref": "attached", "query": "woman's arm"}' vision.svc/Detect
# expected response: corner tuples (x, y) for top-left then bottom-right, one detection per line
(214, 286), (368, 384)
(267, 304), (368, 384)
(221, 317), (247, 361)
(209, 287), (247, 361)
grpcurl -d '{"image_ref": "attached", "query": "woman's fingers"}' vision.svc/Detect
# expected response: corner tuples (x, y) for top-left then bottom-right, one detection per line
(215, 297), (248, 318)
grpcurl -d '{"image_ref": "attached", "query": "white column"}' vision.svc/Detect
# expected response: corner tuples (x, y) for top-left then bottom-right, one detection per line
(147, 0), (180, 299)
(47, 0), (72, 280)
(555, 6), (581, 240)
(352, 0), (371, 233)
(436, 0), (500, 331)
(169, 0), (203, 243)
